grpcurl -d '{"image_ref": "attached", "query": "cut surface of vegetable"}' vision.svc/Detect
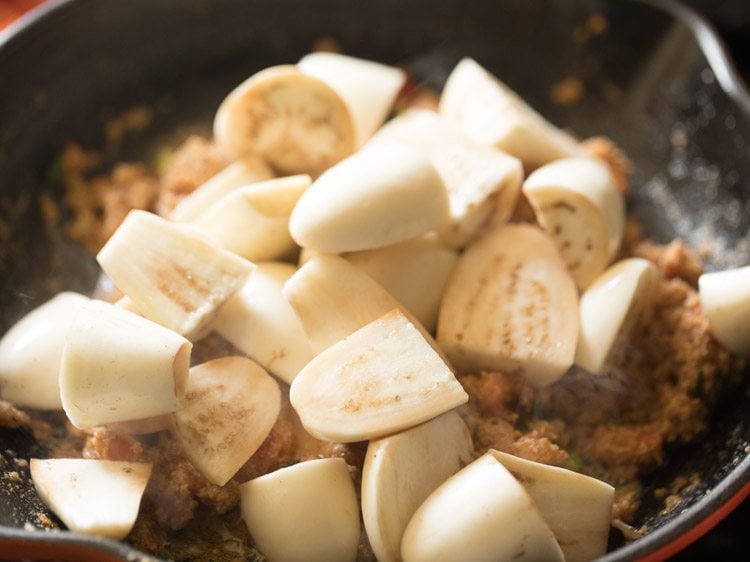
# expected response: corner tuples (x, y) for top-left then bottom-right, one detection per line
(285, 254), (414, 355)
(362, 411), (474, 562)
(60, 300), (191, 429)
(0, 292), (88, 410)
(172, 356), (281, 486)
(371, 108), (523, 248)
(213, 263), (313, 383)
(298, 52), (406, 147)
(290, 309), (467, 442)
(401, 452), (564, 562)
(106, 415), (171, 435)
(240, 458), (360, 562)
(213, 65), (356, 176)
(344, 235), (458, 333)
(191, 175), (311, 262)
(439, 57), (582, 170)
(576, 258), (657, 374)
(96, 210), (255, 339)
(699, 265), (750, 357)
(169, 156), (274, 222)
(289, 143), (450, 253)
(490, 450), (614, 562)
(523, 157), (625, 288)
(30, 458), (152, 540)
(437, 223), (578, 387)
(251, 260), (298, 287)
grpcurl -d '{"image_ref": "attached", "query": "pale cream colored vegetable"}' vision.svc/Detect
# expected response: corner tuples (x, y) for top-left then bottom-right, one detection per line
(191, 175), (311, 262)
(490, 450), (614, 562)
(439, 57), (582, 170)
(213, 263), (313, 384)
(289, 143), (450, 253)
(106, 415), (171, 435)
(213, 65), (356, 176)
(169, 156), (274, 222)
(172, 357), (281, 486)
(30, 459), (152, 540)
(362, 411), (474, 562)
(523, 157), (625, 288)
(370, 108), (522, 247)
(290, 309), (467, 442)
(344, 235), (458, 333)
(240, 458), (360, 562)
(0, 292), (88, 410)
(112, 295), (139, 314)
(284, 254), (398, 355)
(60, 300), (191, 429)
(576, 258), (657, 374)
(297, 246), (321, 267)
(282, 254), (446, 361)
(437, 224), (578, 387)
(251, 261), (298, 286)
(401, 452), (564, 562)
(96, 210), (255, 339)
(298, 52), (406, 146)
(106, 286), (179, 426)
(699, 265), (750, 357)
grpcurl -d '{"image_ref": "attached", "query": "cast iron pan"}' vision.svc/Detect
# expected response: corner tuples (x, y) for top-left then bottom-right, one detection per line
(0, 0), (748, 560)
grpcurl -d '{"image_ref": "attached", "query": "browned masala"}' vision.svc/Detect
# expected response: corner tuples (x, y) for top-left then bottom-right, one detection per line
(54, 135), (229, 255)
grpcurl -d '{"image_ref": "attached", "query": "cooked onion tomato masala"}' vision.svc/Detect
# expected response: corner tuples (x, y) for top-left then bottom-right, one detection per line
(0, 52), (747, 562)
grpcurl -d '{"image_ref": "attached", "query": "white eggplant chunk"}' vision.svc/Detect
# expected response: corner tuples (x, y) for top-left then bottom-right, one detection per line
(172, 356), (281, 486)
(169, 156), (274, 222)
(0, 292), (88, 410)
(106, 414), (171, 435)
(240, 458), (360, 562)
(289, 310), (467, 442)
(401, 452), (564, 562)
(699, 265), (750, 357)
(213, 65), (356, 177)
(576, 258), (657, 374)
(282, 254), (444, 360)
(371, 108), (523, 247)
(283, 254), (399, 355)
(523, 157), (625, 288)
(96, 210), (255, 339)
(60, 300), (191, 429)
(490, 450), (614, 562)
(298, 52), (406, 147)
(437, 224), (578, 387)
(30, 458), (152, 540)
(297, 246), (321, 267)
(213, 264), (313, 384)
(439, 57), (582, 170)
(191, 175), (311, 262)
(344, 235), (458, 333)
(251, 261), (297, 286)
(362, 411), (474, 562)
(289, 143), (450, 253)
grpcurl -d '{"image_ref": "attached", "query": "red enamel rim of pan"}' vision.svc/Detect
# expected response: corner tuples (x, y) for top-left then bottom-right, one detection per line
(636, 482), (750, 562)
(0, 536), (132, 562)
(0, 0), (45, 30)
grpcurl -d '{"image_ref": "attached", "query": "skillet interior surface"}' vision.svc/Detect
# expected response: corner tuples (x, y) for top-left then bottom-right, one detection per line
(0, 0), (748, 560)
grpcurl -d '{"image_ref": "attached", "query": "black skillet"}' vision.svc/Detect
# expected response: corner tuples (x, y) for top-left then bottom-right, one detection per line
(0, 0), (749, 560)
